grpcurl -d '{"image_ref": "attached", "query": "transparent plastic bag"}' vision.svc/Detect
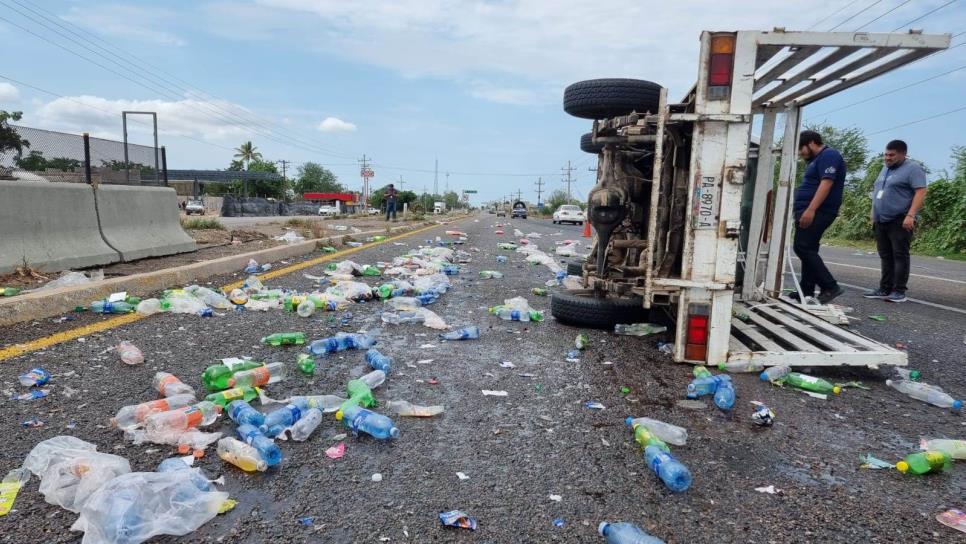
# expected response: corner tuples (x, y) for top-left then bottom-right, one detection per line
(325, 260), (362, 276)
(23, 436), (97, 475)
(273, 230), (305, 244)
(24, 436), (132, 513)
(326, 281), (373, 301)
(38, 271), (92, 291)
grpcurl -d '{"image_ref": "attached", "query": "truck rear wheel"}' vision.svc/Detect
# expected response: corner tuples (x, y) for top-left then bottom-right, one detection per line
(580, 132), (604, 154)
(563, 79), (662, 120)
(566, 262), (584, 276)
(551, 292), (648, 329)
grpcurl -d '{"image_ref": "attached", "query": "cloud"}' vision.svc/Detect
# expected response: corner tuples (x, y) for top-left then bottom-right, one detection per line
(0, 82), (19, 102)
(317, 117), (357, 132)
(63, 4), (186, 47)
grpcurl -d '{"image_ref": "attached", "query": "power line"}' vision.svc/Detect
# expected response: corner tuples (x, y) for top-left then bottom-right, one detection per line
(828, 0), (884, 31)
(891, 0), (960, 30)
(866, 104), (966, 136)
(808, 0), (862, 30)
(810, 62), (966, 117)
(535, 177), (545, 204)
(854, 0), (914, 31)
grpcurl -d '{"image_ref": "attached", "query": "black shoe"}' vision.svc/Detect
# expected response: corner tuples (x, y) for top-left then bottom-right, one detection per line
(863, 288), (890, 299)
(817, 286), (845, 304)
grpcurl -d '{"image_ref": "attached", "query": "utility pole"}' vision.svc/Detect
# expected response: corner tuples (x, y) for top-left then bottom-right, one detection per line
(276, 160), (290, 197)
(561, 160), (576, 201)
(516, 189), (522, 202)
(445, 171), (450, 193)
(358, 154), (373, 212)
(534, 176), (544, 205)
(397, 175), (406, 190)
(434, 158), (439, 195)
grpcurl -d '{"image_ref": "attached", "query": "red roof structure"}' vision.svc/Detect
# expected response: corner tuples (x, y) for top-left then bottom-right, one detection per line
(302, 192), (356, 202)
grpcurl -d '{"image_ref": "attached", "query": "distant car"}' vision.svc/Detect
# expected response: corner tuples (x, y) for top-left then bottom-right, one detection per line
(496, 208), (506, 217)
(185, 199), (205, 215)
(487, 209), (496, 214)
(511, 201), (527, 219)
(367, 207), (380, 215)
(553, 204), (585, 225)
(318, 205), (339, 216)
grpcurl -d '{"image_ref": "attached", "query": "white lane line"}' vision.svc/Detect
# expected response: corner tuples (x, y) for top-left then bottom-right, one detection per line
(837, 282), (966, 316)
(792, 257), (966, 285)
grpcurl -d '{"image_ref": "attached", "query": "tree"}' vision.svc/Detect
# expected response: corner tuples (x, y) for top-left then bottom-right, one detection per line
(244, 158), (282, 198)
(1, 111), (29, 177)
(14, 150), (46, 171)
(294, 162), (343, 194)
(802, 123), (868, 184)
(233, 141), (262, 169)
(443, 191), (461, 210)
(544, 189), (582, 213)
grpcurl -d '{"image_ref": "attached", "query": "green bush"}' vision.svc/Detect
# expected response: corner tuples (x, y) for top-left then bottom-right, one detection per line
(181, 217), (224, 230)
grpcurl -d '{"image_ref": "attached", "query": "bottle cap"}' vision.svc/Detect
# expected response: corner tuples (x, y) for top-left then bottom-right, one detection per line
(832, 386), (842, 394)
(335, 409), (344, 421)
(624, 416), (634, 427)
(598, 522), (610, 536)
(953, 400), (963, 410)
(759, 371), (769, 381)
(895, 460), (909, 473)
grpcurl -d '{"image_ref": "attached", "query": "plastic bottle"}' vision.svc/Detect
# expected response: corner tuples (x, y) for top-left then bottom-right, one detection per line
(202, 359), (265, 392)
(307, 332), (376, 356)
(613, 323), (668, 337)
(236, 424), (282, 467)
(644, 445), (691, 492)
(305, 394), (346, 413)
(287, 408), (323, 441)
(296, 300), (316, 318)
(386, 400), (445, 417)
(493, 307), (529, 321)
(895, 450), (951, 474)
(717, 361), (764, 373)
(624, 417), (687, 446)
(416, 292), (439, 305)
(759, 365), (791, 382)
(782, 373), (841, 395)
(228, 288), (249, 305)
(185, 285), (231, 309)
(261, 397), (310, 438)
(116, 341), (144, 365)
(479, 271), (504, 279)
(227, 399), (265, 427)
(895, 368), (921, 381)
(18, 368), (50, 387)
(575, 333), (589, 350)
(153, 372), (196, 398)
(366, 349), (392, 375)
(337, 404), (400, 439)
(261, 332), (306, 346)
(631, 423), (670, 453)
(692, 366), (712, 379)
(204, 386), (257, 408)
(217, 437), (268, 472)
(90, 300), (135, 314)
(496, 255), (508, 263)
(111, 394), (196, 429)
(361, 264), (381, 276)
(136, 298), (162, 316)
(439, 326), (480, 340)
(161, 295), (207, 314)
(713, 380), (736, 411)
(228, 362), (287, 388)
(382, 311), (425, 325)
(1, 287), (21, 297)
(297, 353), (316, 375)
(921, 439), (966, 459)
(686, 375), (732, 398)
(886, 379), (962, 410)
(598, 521), (666, 544)
(144, 401), (221, 435)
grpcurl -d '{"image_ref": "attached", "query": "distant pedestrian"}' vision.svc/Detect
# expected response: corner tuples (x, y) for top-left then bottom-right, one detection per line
(792, 130), (846, 304)
(384, 183), (397, 221)
(863, 140), (927, 303)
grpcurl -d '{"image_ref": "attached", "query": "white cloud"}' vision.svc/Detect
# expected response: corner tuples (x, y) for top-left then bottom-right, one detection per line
(0, 82), (19, 102)
(317, 117), (357, 132)
(64, 4), (186, 47)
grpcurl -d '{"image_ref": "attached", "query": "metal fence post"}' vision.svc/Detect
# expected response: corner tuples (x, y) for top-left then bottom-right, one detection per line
(83, 132), (92, 185)
(161, 145), (168, 187)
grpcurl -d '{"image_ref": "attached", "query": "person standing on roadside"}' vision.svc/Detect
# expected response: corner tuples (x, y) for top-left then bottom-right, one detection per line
(384, 183), (398, 221)
(863, 140), (927, 303)
(792, 130), (846, 304)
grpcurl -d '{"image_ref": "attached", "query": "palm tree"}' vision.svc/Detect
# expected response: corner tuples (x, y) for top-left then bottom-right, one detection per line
(233, 141), (262, 170)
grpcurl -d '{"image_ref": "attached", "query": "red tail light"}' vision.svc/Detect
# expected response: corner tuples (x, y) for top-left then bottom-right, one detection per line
(707, 34), (735, 99)
(685, 304), (710, 361)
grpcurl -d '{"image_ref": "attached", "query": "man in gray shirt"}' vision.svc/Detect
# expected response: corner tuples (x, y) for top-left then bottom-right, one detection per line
(863, 140), (927, 303)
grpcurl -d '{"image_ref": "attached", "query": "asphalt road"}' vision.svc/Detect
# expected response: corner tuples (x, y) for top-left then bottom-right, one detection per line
(1, 214), (964, 543)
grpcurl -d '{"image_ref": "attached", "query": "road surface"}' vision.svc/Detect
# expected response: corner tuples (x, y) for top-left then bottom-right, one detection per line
(1, 215), (963, 543)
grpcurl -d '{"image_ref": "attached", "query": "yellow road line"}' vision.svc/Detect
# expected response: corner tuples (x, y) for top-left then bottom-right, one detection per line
(0, 221), (452, 362)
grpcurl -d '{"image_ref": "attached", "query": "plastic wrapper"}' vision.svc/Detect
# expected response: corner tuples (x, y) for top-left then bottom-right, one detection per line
(325, 281), (373, 301)
(24, 437), (131, 513)
(555, 242), (580, 257)
(38, 271), (92, 291)
(413, 274), (451, 295)
(561, 275), (583, 290)
(325, 260), (363, 276)
(273, 230), (305, 243)
(70, 469), (227, 544)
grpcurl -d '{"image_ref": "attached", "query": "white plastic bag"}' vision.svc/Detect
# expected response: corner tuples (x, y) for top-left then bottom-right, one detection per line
(325, 260), (362, 276)
(23, 436), (131, 513)
(38, 271), (92, 291)
(273, 230), (305, 244)
(326, 281), (373, 301)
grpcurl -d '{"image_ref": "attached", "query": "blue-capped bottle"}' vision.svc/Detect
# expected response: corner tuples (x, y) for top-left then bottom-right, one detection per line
(227, 399), (265, 427)
(713, 380), (735, 411)
(261, 397), (310, 438)
(441, 265), (459, 275)
(598, 521), (666, 544)
(236, 423), (282, 466)
(644, 445), (691, 492)
(439, 326), (480, 341)
(336, 404), (400, 440)
(686, 374), (731, 399)
(416, 292), (439, 305)
(366, 349), (392, 375)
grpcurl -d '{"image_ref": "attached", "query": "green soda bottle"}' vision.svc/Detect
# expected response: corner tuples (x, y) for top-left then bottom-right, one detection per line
(283, 295), (307, 312)
(204, 386), (258, 407)
(632, 423), (670, 452)
(376, 284), (394, 299)
(575, 333), (589, 350)
(261, 332), (306, 346)
(361, 265), (381, 276)
(321, 246), (337, 253)
(202, 359), (265, 391)
(1, 287), (21, 297)
(529, 310), (544, 322)
(896, 450), (951, 475)
(531, 288), (548, 297)
(250, 290), (283, 301)
(345, 380), (376, 408)
(297, 353), (316, 375)
(693, 365), (713, 379)
(125, 296), (141, 305)
(781, 372), (841, 395)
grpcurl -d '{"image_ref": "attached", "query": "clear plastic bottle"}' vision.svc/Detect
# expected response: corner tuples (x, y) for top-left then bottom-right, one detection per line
(117, 341), (144, 365)
(228, 362), (287, 388)
(90, 300), (135, 314)
(920, 439), (966, 459)
(287, 408), (323, 441)
(895, 367), (921, 381)
(613, 323), (668, 337)
(386, 400), (445, 417)
(381, 311), (425, 325)
(261, 397), (310, 438)
(217, 437), (267, 472)
(144, 401), (221, 435)
(598, 521), (666, 544)
(644, 445), (692, 492)
(153, 372), (196, 398)
(111, 394), (196, 429)
(386, 297), (421, 311)
(717, 361), (764, 373)
(366, 349), (392, 375)
(493, 307), (529, 321)
(624, 417), (687, 446)
(185, 285), (231, 309)
(713, 381), (735, 411)
(227, 400), (265, 427)
(296, 300), (316, 318)
(439, 326), (480, 340)
(359, 370), (386, 389)
(135, 298), (162, 316)
(161, 296), (207, 314)
(692, 366), (712, 379)
(886, 379), (962, 410)
(337, 404), (400, 439)
(236, 423), (282, 466)
(759, 365), (791, 382)
(686, 375), (731, 398)
(631, 423), (669, 452)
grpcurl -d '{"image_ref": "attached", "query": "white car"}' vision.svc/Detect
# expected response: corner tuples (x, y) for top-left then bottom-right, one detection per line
(367, 207), (380, 215)
(552, 205), (585, 225)
(184, 199), (205, 215)
(318, 205), (339, 216)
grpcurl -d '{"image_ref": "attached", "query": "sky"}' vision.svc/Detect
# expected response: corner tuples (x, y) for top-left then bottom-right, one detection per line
(0, 0), (964, 204)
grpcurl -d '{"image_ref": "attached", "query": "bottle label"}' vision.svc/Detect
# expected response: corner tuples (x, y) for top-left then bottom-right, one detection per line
(157, 374), (181, 396)
(222, 388), (246, 401)
(798, 375), (819, 384)
(249, 367), (271, 386)
(183, 406), (203, 428)
(350, 410), (371, 432)
(286, 404), (302, 422)
(648, 450), (672, 473)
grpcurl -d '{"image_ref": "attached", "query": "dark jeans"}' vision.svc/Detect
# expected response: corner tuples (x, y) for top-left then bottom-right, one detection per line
(875, 219), (913, 293)
(793, 210), (838, 295)
(385, 201), (396, 221)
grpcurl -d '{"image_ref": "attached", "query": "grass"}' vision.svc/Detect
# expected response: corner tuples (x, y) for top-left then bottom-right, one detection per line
(181, 217), (224, 230)
(285, 218), (316, 228)
(824, 237), (966, 262)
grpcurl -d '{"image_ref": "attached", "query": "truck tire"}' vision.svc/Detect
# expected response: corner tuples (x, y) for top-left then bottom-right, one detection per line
(551, 292), (648, 329)
(563, 79), (662, 120)
(566, 262), (584, 276)
(580, 132), (604, 154)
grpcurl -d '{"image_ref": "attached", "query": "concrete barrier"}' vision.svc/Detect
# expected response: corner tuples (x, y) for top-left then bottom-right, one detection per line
(94, 185), (197, 261)
(0, 180), (120, 274)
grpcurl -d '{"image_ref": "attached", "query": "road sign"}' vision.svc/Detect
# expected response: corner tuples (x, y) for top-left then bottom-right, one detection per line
(463, 190), (478, 194)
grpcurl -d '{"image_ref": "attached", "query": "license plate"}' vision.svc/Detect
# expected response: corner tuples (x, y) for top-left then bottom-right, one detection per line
(692, 176), (718, 229)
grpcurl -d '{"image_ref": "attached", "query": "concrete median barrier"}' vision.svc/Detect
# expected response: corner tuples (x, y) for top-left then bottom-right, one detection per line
(0, 180), (121, 274)
(94, 184), (197, 261)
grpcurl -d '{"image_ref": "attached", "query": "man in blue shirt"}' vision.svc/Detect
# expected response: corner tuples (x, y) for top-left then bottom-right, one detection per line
(792, 130), (846, 304)
(863, 140), (927, 303)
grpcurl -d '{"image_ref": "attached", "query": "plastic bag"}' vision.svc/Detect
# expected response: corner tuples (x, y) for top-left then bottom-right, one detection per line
(24, 436), (131, 513)
(38, 271), (92, 291)
(326, 260), (362, 276)
(70, 470), (228, 544)
(417, 307), (449, 330)
(413, 274), (450, 295)
(325, 281), (373, 301)
(273, 230), (305, 244)
(184, 285), (231, 310)
(23, 436), (97, 475)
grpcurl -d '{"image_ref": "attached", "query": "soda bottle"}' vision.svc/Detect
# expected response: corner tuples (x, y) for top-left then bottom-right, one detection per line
(305, 394), (346, 413)
(920, 439), (966, 459)
(686, 375), (731, 398)
(386, 400), (444, 417)
(204, 386), (257, 408)
(631, 423), (670, 453)
(625, 417), (687, 446)
(361, 265), (381, 276)
(144, 401), (221, 435)
(90, 300), (135, 314)
(782, 373), (841, 395)
(153, 372), (196, 398)
(286, 408), (323, 441)
(895, 450), (951, 475)
(692, 366), (712, 379)
(598, 521), (666, 544)
(336, 404), (400, 440)
(202, 359), (265, 392)
(261, 332), (306, 346)
(136, 298), (162, 316)
(382, 311), (425, 325)
(575, 333), (589, 350)
(366, 349), (392, 375)
(261, 397), (310, 438)
(439, 326), (480, 340)
(18, 368), (50, 387)
(228, 362), (287, 388)
(344, 370), (386, 409)
(282, 295), (305, 312)
(759, 365), (791, 382)
(228, 288), (249, 305)
(111, 394), (196, 429)
(531, 287), (548, 296)
(895, 368), (921, 381)
(613, 323), (668, 337)
(227, 399), (265, 426)
(717, 361), (764, 373)
(297, 353), (316, 375)
(886, 379), (962, 410)
(644, 445), (692, 492)
(217, 437), (267, 472)
(296, 300), (316, 318)
(236, 424), (282, 467)
(492, 307), (529, 321)
(1, 287), (21, 297)
(713, 380), (736, 411)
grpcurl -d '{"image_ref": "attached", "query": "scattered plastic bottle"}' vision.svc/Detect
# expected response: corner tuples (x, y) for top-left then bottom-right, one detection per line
(782, 373), (841, 395)
(598, 521), (666, 544)
(307, 332), (376, 356)
(361, 265), (381, 276)
(895, 367), (921, 381)
(261, 332), (306, 346)
(759, 365), (791, 382)
(296, 300), (316, 318)
(262, 397), (310, 437)
(18, 368), (50, 387)
(439, 326), (480, 340)
(202, 359), (265, 392)
(287, 408), (323, 441)
(144, 401), (221, 435)
(297, 353), (316, 375)
(228, 288), (249, 305)
(111, 394), (197, 429)
(153, 372), (196, 398)
(1, 287), (21, 297)
(625, 417), (687, 446)
(631, 423), (670, 453)
(896, 450), (951, 475)
(886, 379), (962, 410)
(717, 361), (764, 373)
(116, 341), (144, 365)
(575, 333), (589, 350)
(185, 285), (231, 309)
(613, 323), (668, 337)
(90, 300), (135, 314)
(496, 255), (508, 264)
(217, 437), (267, 472)
(366, 349), (392, 375)
(337, 404), (400, 440)
(713, 380), (736, 411)
(227, 400), (265, 427)
(242, 274), (263, 291)
(686, 375), (732, 399)
(204, 386), (257, 408)
(305, 394), (346, 413)
(386, 400), (445, 417)
(479, 270), (504, 279)
(382, 311), (425, 325)
(531, 287), (548, 296)
(692, 366), (713, 379)
(236, 423), (282, 467)
(136, 298), (162, 316)
(921, 439), (966, 459)
(493, 307), (529, 322)
(644, 445), (692, 492)
(228, 362), (287, 388)
(416, 292), (439, 305)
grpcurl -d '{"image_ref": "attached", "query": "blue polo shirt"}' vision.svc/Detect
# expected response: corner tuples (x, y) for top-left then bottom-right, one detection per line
(794, 146), (846, 216)
(871, 159), (927, 223)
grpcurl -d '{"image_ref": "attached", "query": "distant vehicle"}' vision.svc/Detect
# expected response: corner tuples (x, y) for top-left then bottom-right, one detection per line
(496, 207), (506, 217)
(553, 204), (585, 225)
(185, 198), (205, 216)
(433, 201), (446, 214)
(511, 200), (527, 219)
(318, 205), (339, 216)
(487, 209), (496, 214)
(367, 207), (380, 215)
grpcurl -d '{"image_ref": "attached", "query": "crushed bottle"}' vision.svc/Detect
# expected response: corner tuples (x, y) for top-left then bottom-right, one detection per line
(613, 323), (668, 337)
(19, 367), (50, 387)
(117, 341), (144, 365)
(598, 521), (666, 544)
(439, 326), (480, 340)
(886, 379), (962, 410)
(336, 404), (400, 440)
(153, 372), (196, 398)
(386, 400), (445, 417)
(217, 437), (268, 472)
(111, 394), (196, 429)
